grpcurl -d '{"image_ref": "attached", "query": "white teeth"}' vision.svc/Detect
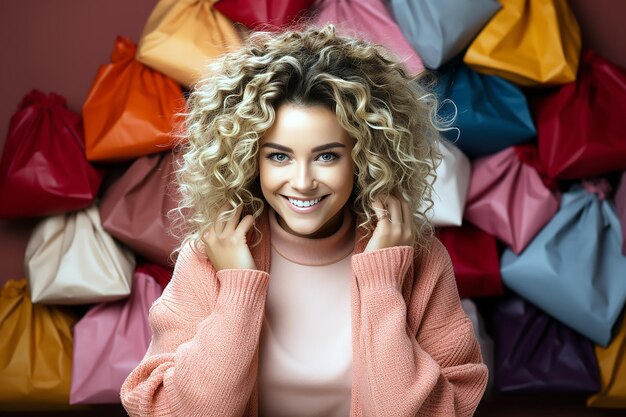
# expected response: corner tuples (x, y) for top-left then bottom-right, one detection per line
(288, 197), (321, 207)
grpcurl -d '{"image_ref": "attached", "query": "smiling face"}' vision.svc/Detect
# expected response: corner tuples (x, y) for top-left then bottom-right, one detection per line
(258, 103), (355, 239)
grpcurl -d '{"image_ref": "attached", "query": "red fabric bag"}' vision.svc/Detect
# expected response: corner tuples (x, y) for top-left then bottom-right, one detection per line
(99, 152), (180, 266)
(536, 50), (626, 180)
(0, 91), (103, 218)
(436, 223), (504, 298)
(214, 0), (315, 29)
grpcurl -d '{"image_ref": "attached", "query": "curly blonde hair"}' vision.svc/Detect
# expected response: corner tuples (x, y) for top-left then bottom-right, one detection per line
(174, 24), (442, 253)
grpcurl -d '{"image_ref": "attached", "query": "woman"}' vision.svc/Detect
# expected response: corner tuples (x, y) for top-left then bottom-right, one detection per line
(121, 25), (488, 417)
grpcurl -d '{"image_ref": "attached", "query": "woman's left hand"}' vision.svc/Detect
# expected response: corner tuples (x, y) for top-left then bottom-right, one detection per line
(364, 194), (415, 253)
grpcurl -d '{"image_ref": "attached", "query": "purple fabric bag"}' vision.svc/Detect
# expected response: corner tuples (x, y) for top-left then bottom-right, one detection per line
(493, 296), (601, 393)
(616, 172), (626, 256)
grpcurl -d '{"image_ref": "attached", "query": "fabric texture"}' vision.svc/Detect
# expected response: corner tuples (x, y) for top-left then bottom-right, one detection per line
(120, 207), (488, 416)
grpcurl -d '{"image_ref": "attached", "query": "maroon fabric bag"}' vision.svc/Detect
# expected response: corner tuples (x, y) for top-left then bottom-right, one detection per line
(535, 50), (626, 180)
(436, 223), (504, 298)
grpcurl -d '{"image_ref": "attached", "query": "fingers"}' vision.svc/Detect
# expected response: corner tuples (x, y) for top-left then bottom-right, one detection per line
(235, 214), (255, 241)
(385, 195), (403, 225)
(372, 198), (390, 222)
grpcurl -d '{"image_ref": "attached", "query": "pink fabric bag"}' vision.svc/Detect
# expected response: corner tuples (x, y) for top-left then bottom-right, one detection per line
(616, 172), (626, 256)
(99, 151), (179, 266)
(313, 0), (424, 75)
(464, 145), (560, 254)
(69, 270), (163, 404)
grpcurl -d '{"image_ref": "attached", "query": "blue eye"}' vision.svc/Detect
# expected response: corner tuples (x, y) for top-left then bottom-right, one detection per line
(318, 152), (339, 162)
(268, 152), (288, 162)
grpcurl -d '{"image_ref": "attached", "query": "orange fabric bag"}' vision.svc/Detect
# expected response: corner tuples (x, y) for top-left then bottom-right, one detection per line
(83, 36), (184, 162)
(587, 315), (626, 408)
(137, 0), (242, 87)
(464, 0), (581, 87)
(0, 279), (78, 405)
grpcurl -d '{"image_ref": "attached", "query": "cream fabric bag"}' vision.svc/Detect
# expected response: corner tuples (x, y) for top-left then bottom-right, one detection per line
(427, 140), (471, 226)
(137, 0), (242, 86)
(25, 206), (135, 304)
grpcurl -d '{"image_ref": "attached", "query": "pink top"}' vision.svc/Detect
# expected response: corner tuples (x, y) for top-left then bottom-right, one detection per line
(121, 207), (488, 416)
(258, 208), (355, 416)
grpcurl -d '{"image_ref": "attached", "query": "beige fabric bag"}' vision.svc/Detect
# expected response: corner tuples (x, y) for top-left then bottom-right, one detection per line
(136, 0), (242, 86)
(25, 206), (135, 304)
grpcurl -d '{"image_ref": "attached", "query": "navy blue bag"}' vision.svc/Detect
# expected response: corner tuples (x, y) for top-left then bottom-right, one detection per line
(434, 60), (536, 158)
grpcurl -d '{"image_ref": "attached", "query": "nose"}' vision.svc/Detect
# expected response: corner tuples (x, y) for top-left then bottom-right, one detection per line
(290, 162), (318, 192)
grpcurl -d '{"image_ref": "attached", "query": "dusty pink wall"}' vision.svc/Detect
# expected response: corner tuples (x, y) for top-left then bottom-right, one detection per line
(0, 0), (155, 285)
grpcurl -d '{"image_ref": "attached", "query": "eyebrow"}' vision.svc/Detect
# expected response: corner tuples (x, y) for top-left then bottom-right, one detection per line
(260, 142), (346, 153)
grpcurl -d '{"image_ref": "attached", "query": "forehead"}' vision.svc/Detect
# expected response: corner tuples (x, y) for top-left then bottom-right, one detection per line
(260, 103), (352, 148)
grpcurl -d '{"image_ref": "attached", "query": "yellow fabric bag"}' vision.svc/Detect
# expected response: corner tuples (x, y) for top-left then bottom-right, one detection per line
(587, 316), (626, 408)
(463, 0), (581, 87)
(137, 0), (242, 86)
(0, 279), (78, 405)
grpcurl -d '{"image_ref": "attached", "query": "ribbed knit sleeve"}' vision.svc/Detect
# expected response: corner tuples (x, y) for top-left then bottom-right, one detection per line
(351, 241), (488, 417)
(120, 243), (269, 417)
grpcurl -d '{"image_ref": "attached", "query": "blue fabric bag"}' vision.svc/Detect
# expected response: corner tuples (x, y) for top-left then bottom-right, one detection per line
(434, 61), (536, 158)
(501, 181), (626, 347)
(390, 0), (500, 69)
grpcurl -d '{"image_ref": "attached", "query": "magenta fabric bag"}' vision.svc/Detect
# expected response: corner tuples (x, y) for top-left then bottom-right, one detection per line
(464, 145), (560, 254)
(313, 0), (424, 75)
(69, 270), (162, 404)
(617, 172), (626, 256)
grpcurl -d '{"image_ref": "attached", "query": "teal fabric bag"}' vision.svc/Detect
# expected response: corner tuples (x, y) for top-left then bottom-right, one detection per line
(434, 61), (536, 158)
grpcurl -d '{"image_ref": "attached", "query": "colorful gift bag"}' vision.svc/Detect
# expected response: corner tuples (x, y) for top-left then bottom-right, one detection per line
(214, 0), (315, 30)
(434, 60), (536, 158)
(426, 140), (471, 226)
(389, 0), (500, 69)
(0, 279), (78, 404)
(0, 90), (103, 218)
(83, 37), (184, 162)
(437, 223), (503, 298)
(587, 312), (626, 408)
(536, 50), (626, 180)
(99, 152), (180, 266)
(464, 0), (581, 87)
(501, 181), (626, 347)
(493, 296), (601, 393)
(25, 206), (135, 305)
(313, 0), (424, 75)
(135, 264), (174, 290)
(461, 299), (495, 394)
(137, 0), (242, 86)
(464, 146), (560, 254)
(616, 172), (626, 256)
(69, 270), (163, 404)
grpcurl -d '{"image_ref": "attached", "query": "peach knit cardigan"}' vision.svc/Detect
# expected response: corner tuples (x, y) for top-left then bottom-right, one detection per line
(121, 209), (488, 416)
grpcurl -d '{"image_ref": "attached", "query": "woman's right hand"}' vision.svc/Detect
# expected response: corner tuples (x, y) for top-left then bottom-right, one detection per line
(203, 203), (257, 271)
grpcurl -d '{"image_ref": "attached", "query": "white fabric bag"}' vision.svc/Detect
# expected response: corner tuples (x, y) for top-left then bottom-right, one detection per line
(25, 206), (135, 304)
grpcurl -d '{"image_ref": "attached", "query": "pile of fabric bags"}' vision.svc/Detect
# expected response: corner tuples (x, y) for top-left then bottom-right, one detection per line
(1, 0), (625, 410)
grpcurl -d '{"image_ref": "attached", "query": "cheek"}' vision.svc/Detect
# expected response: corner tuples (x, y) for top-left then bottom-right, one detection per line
(258, 164), (281, 193)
